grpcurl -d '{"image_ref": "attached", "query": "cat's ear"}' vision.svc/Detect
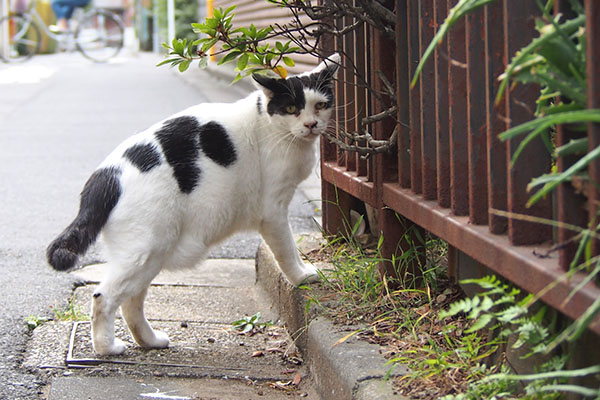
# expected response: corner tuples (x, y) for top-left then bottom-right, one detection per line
(312, 53), (341, 81)
(252, 74), (281, 98)
(305, 53), (340, 85)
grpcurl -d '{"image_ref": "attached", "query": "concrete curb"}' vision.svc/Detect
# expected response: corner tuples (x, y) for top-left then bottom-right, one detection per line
(255, 240), (409, 400)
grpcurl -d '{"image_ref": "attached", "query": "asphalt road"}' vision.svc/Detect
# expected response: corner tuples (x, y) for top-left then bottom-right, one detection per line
(0, 51), (320, 399)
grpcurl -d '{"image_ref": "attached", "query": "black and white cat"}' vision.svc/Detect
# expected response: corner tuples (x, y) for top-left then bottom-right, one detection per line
(47, 54), (340, 355)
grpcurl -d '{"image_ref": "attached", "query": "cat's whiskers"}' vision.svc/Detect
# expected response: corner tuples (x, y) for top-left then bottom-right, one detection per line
(258, 126), (300, 158)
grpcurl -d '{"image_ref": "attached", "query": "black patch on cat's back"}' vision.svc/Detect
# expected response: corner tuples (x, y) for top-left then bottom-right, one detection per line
(123, 143), (161, 173)
(199, 122), (237, 167)
(155, 116), (202, 194)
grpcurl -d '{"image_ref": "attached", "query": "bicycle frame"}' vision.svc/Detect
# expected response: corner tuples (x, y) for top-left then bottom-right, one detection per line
(1, 0), (123, 62)
(1, 0), (90, 52)
(25, 6), (65, 42)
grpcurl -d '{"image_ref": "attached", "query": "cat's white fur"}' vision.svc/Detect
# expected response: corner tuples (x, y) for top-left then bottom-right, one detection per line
(64, 55), (340, 355)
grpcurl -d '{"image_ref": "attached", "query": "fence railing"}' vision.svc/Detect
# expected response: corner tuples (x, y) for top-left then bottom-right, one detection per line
(320, 0), (600, 335)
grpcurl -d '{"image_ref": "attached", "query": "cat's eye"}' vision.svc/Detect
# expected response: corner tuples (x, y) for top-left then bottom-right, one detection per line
(285, 105), (297, 114)
(315, 102), (327, 110)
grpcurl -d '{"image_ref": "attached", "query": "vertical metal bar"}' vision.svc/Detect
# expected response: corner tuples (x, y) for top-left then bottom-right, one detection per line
(355, 20), (368, 177)
(407, 0), (422, 194)
(319, 0), (338, 231)
(376, 2), (419, 282)
(504, 1), (552, 245)
(586, 0), (600, 255)
(370, 25), (397, 192)
(344, 8), (356, 172)
(335, 14), (346, 168)
(556, 129), (588, 269)
(466, 8), (488, 224)
(419, 0), (438, 200)
(555, 0), (588, 270)
(321, 181), (353, 236)
(435, 0), (451, 208)
(484, 2), (508, 234)
(396, 0), (411, 189)
(447, 0), (469, 216)
(378, 208), (426, 288)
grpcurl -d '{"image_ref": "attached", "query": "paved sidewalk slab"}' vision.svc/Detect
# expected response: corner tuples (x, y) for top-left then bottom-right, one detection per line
(25, 259), (316, 399)
(72, 259), (256, 288)
(48, 375), (307, 400)
(73, 284), (273, 324)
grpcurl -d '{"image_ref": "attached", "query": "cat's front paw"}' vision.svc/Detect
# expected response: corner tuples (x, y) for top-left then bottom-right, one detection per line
(288, 263), (320, 286)
(94, 337), (127, 356)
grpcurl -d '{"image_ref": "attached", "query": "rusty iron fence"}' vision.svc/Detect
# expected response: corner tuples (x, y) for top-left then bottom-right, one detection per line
(320, 0), (600, 335)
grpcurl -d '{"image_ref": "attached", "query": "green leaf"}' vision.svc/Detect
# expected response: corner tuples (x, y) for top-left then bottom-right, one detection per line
(283, 56), (295, 67)
(487, 364), (600, 382)
(224, 4), (236, 16)
(496, 13), (585, 104)
(237, 53), (249, 71)
(555, 138), (588, 158)
(231, 73), (244, 84)
(499, 109), (600, 144)
(218, 50), (242, 65)
(466, 314), (493, 333)
(201, 38), (219, 53)
(198, 56), (208, 69)
(527, 144), (600, 206)
(178, 60), (191, 73)
(156, 57), (180, 67)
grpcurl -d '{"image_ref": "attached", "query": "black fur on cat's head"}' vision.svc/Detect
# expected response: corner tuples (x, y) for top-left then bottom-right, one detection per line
(252, 54), (340, 117)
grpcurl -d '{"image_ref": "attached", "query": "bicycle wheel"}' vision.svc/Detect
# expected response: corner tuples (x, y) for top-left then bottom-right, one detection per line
(75, 9), (123, 62)
(0, 14), (41, 63)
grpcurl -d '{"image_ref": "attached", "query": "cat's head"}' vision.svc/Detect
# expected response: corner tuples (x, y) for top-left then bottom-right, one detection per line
(253, 53), (340, 140)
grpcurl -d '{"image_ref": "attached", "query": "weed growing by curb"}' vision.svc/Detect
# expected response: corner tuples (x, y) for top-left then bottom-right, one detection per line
(51, 295), (89, 322)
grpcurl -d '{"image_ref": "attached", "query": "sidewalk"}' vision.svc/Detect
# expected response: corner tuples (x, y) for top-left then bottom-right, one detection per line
(26, 258), (316, 399)
(20, 56), (404, 399)
(24, 238), (403, 399)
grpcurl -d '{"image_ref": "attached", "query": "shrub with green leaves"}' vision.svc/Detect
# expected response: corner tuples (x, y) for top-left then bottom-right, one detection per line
(160, 5), (299, 81)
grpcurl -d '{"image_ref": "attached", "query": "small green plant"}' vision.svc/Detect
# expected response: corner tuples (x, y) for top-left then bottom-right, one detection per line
(434, 276), (600, 399)
(25, 315), (49, 332)
(232, 312), (272, 334)
(52, 296), (89, 322)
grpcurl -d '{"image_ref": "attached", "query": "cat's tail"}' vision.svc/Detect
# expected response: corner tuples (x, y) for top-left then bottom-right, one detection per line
(47, 167), (122, 271)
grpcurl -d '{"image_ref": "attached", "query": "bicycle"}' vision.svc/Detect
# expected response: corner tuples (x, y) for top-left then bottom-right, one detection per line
(0, 0), (124, 63)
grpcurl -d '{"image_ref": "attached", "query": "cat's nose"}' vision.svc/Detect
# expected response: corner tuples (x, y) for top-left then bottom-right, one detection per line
(304, 121), (318, 129)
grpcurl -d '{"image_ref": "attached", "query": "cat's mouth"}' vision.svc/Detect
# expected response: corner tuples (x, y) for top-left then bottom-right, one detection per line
(302, 129), (322, 140)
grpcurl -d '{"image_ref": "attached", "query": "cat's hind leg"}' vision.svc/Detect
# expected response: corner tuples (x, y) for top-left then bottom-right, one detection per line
(121, 286), (169, 349)
(91, 288), (127, 355)
(91, 259), (162, 355)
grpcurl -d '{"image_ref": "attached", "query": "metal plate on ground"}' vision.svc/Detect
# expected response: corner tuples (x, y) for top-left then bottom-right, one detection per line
(67, 320), (302, 381)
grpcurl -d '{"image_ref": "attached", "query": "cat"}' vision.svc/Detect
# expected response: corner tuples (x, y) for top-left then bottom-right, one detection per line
(46, 53), (340, 356)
